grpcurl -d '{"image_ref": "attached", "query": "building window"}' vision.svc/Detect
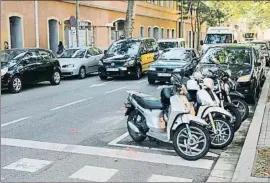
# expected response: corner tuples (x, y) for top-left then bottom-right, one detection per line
(172, 29), (175, 38)
(165, 0), (170, 8)
(140, 26), (144, 37)
(161, 28), (164, 39)
(167, 29), (170, 38)
(153, 27), (159, 40)
(159, 0), (164, 6)
(170, 0), (173, 9)
(148, 27), (151, 37)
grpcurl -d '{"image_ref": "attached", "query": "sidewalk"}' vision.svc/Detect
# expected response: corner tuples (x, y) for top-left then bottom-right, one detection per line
(232, 71), (270, 182)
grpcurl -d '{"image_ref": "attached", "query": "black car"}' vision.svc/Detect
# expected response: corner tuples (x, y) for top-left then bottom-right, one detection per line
(249, 40), (270, 66)
(147, 48), (200, 84)
(1, 48), (61, 93)
(98, 37), (159, 80)
(194, 44), (263, 102)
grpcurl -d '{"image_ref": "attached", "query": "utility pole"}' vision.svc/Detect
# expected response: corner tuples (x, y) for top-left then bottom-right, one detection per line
(34, 0), (39, 47)
(181, 0), (184, 38)
(76, 0), (79, 47)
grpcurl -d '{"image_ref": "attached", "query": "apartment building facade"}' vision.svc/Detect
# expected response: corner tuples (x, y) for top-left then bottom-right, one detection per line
(1, 0), (207, 52)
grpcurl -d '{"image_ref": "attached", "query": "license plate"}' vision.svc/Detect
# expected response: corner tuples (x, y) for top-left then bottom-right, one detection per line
(107, 68), (118, 71)
(157, 73), (171, 77)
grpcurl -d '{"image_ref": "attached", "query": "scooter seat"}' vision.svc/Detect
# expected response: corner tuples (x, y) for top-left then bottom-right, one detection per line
(133, 95), (163, 110)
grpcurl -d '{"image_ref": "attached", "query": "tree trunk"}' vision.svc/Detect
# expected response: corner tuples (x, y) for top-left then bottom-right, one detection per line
(196, 8), (201, 51)
(124, 0), (136, 38)
(190, 2), (194, 48)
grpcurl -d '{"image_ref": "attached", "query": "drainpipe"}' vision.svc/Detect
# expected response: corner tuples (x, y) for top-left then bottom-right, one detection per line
(34, 0), (39, 47)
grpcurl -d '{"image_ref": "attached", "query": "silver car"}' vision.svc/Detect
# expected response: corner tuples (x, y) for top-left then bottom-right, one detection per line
(59, 46), (104, 79)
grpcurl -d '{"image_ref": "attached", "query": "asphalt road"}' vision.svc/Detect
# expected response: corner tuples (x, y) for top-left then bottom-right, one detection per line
(1, 74), (254, 182)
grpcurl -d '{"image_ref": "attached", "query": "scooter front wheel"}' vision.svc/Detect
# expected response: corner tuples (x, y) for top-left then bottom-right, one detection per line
(209, 117), (234, 149)
(173, 122), (210, 161)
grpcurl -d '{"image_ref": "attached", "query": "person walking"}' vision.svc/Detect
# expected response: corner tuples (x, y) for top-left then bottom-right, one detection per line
(57, 41), (64, 56)
(4, 41), (9, 50)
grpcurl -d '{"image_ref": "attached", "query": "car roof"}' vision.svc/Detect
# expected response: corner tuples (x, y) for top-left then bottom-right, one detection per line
(167, 47), (193, 51)
(66, 46), (93, 49)
(249, 40), (268, 43)
(158, 38), (185, 42)
(208, 44), (252, 49)
(6, 48), (52, 52)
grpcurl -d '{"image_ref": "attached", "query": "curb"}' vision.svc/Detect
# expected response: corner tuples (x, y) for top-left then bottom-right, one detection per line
(231, 71), (270, 182)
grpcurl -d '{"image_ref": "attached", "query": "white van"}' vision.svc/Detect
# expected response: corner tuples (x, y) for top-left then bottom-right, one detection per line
(201, 27), (236, 54)
(158, 38), (186, 50)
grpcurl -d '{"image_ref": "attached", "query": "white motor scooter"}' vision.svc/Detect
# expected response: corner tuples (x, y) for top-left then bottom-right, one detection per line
(186, 75), (234, 149)
(124, 71), (210, 161)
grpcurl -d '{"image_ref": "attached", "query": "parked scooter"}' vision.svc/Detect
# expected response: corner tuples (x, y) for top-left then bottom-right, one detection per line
(226, 76), (249, 122)
(124, 70), (210, 161)
(185, 76), (235, 149)
(208, 70), (242, 132)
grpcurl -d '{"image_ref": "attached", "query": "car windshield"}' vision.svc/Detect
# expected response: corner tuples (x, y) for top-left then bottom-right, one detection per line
(158, 42), (178, 50)
(159, 49), (191, 61)
(200, 47), (252, 65)
(204, 34), (233, 44)
(244, 33), (255, 38)
(72, 49), (86, 58)
(107, 40), (140, 56)
(1, 50), (27, 67)
(60, 49), (80, 58)
(250, 43), (267, 50)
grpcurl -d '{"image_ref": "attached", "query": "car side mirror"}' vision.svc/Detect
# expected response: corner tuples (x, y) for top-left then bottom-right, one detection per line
(200, 40), (204, 46)
(104, 50), (107, 54)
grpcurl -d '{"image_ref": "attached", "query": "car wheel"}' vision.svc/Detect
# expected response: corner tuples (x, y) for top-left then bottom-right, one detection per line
(50, 69), (61, 85)
(9, 75), (22, 93)
(134, 65), (141, 80)
(148, 77), (155, 84)
(99, 73), (107, 80)
(78, 67), (86, 79)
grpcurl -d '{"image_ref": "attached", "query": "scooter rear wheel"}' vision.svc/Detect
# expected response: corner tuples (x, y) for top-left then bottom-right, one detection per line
(224, 105), (242, 132)
(173, 122), (210, 161)
(127, 111), (147, 142)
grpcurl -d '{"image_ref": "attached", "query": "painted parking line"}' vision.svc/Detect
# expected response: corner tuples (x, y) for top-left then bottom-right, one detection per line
(1, 117), (31, 127)
(108, 132), (219, 158)
(104, 87), (126, 94)
(137, 80), (147, 84)
(90, 81), (113, 87)
(50, 97), (93, 111)
(2, 138), (214, 169)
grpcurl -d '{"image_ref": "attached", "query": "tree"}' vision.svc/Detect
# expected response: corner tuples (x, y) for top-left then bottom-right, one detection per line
(124, 0), (136, 38)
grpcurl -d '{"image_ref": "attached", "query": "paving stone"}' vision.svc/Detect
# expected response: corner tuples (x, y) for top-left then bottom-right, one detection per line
(207, 176), (231, 182)
(210, 169), (234, 178)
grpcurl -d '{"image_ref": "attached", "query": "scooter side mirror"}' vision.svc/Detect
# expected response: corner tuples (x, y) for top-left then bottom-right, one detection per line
(179, 69), (185, 78)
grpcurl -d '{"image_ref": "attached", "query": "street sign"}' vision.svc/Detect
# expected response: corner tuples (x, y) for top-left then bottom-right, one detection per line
(70, 16), (76, 26)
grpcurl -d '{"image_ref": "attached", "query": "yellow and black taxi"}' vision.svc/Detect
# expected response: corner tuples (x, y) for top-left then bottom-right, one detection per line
(98, 37), (159, 80)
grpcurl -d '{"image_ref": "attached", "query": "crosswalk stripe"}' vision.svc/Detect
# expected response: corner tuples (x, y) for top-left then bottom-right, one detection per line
(2, 138), (214, 169)
(147, 174), (193, 182)
(69, 165), (118, 182)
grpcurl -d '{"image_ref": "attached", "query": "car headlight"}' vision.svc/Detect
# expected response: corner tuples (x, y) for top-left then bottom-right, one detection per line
(65, 64), (74, 68)
(148, 67), (156, 71)
(124, 60), (135, 67)
(173, 68), (182, 72)
(237, 75), (251, 82)
(1, 68), (8, 77)
(98, 61), (103, 65)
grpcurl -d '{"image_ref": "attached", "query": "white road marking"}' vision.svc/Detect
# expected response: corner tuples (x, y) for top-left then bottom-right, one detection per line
(108, 132), (219, 158)
(3, 158), (52, 173)
(90, 81), (113, 87)
(50, 97), (93, 111)
(104, 87), (126, 94)
(147, 174), (193, 182)
(157, 85), (172, 90)
(137, 80), (147, 84)
(69, 165), (118, 182)
(1, 117), (31, 127)
(2, 138), (214, 169)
